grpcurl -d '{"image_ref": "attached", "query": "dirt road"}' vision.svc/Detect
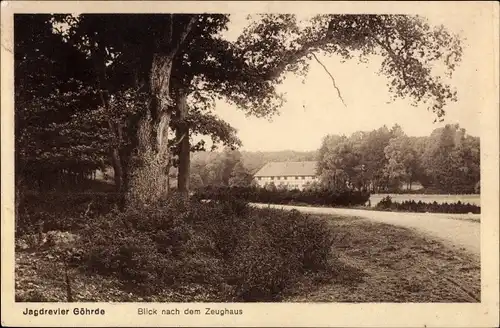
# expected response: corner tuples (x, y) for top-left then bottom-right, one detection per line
(250, 203), (480, 256)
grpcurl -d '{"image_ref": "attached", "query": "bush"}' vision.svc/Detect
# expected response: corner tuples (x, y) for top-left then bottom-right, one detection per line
(80, 197), (226, 293)
(377, 196), (393, 209)
(385, 187), (479, 195)
(375, 197), (480, 214)
(78, 196), (335, 301)
(194, 186), (370, 207)
(231, 208), (334, 301)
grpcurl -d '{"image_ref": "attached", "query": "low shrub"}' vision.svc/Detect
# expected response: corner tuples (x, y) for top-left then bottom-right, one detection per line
(194, 186), (370, 207)
(383, 187), (479, 195)
(78, 196), (335, 301)
(231, 208), (334, 301)
(79, 197), (225, 294)
(375, 196), (480, 214)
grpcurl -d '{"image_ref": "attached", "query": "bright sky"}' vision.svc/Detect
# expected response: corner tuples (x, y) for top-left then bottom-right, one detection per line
(201, 12), (486, 152)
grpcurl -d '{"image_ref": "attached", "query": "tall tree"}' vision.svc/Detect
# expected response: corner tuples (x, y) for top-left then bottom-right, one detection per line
(383, 134), (418, 190)
(55, 14), (200, 205)
(358, 126), (393, 192)
(228, 161), (254, 187)
(318, 135), (361, 191)
(421, 124), (479, 193)
(168, 13), (282, 195)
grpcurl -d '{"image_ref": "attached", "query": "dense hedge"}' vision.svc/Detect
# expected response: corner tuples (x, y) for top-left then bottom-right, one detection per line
(193, 186), (370, 207)
(381, 188), (480, 195)
(375, 196), (480, 214)
(78, 195), (336, 301)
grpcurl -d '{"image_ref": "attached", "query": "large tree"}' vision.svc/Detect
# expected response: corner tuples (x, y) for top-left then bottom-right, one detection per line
(56, 14), (285, 200)
(358, 126), (393, 192)
(420, 124), (480, 193)
(317, 135), (360, 191)
(383, 134), (419, 190)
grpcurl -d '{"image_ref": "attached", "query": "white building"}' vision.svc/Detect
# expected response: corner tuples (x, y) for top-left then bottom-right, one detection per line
(253, 161), (319, 190)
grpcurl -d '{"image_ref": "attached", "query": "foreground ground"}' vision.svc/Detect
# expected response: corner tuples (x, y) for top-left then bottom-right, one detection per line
(251, 203), (480, 256)
(285, 217), (480, 302)
(16, 215), (480, 303)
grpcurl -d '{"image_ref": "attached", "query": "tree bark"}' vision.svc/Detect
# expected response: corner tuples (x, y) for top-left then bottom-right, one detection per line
(175, 88), (190, 197)
(150, 53), (174, 195)
(126, 46), (177, 206)
(127, 15), (196, 205)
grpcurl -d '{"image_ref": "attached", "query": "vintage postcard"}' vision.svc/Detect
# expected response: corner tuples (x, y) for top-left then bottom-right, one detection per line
(1, 1), (499, 327)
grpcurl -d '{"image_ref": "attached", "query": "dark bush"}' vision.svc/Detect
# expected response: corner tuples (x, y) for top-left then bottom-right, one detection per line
(193, 186), (370, 208)
(376, 196), (393, 209)
(385, 187), (479, 195)
(375, 197), (480, 214)
(78, 196), (335, 301)
(230, 208), (334, 301)
(80, 203), (225, 294)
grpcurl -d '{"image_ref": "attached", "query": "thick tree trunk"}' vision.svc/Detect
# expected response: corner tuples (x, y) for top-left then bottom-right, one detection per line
(151, 67), (174, 196)
(127, 54), (175, 205)
(127, 16), (196, 206)
(175, 89), (190, 197)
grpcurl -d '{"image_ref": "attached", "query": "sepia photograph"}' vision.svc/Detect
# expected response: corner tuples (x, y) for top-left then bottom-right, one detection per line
(1, 1), (499, 327)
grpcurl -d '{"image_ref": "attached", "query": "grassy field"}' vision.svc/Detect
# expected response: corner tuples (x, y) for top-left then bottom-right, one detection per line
(286, 216), (480, 302)
(370, 194), (481, 207)
(15, 215), (480, 303)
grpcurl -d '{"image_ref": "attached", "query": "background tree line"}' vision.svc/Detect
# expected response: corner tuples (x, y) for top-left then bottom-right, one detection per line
(185, 122), (479, 195)
(317, 123), (480, 194)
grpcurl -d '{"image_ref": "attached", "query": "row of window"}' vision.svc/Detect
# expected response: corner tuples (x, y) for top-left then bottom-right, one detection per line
(257, 176), (313, 181)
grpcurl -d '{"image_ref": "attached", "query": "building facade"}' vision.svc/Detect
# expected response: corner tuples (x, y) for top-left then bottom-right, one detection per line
(253, 161), (319, 190)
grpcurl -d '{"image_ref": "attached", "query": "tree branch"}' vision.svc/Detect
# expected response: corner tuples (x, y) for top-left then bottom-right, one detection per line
(174, 132), (188, 146)
(265, 48), (313, 81)
(168, 16), (197, 58)
(263, 38), (332, 81)
(169, 14), (174, 44)
(372, 34), (410, 87)
(311, 53), (347, 107)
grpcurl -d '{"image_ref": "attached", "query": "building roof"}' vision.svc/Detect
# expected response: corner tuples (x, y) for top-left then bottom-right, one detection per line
(254, 161), (318, 177)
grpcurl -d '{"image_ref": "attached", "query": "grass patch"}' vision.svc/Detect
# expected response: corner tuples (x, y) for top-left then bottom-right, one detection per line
(286, 216), (480, 302)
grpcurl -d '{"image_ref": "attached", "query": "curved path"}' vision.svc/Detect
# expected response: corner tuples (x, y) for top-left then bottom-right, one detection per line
(250, 203), (480, 256)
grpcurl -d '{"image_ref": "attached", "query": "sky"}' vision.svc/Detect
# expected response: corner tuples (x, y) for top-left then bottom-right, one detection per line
(197, 12), (486, 152)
